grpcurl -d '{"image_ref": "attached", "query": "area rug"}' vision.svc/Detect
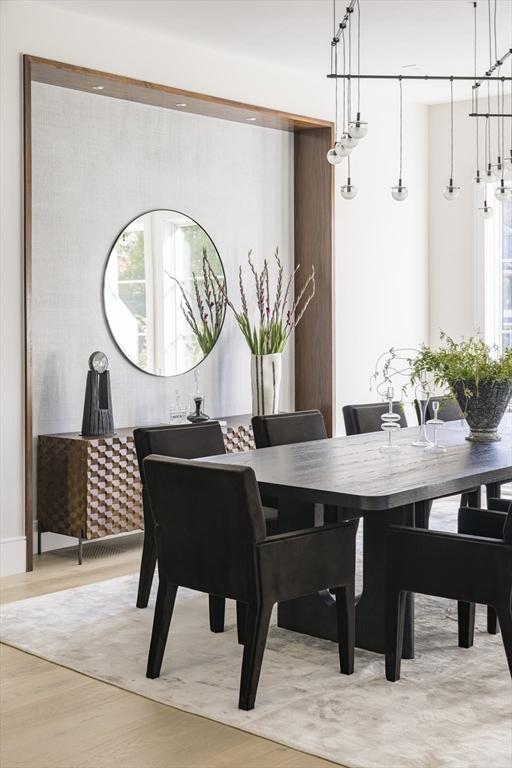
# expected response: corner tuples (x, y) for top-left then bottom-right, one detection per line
(1, 499), (510, 768)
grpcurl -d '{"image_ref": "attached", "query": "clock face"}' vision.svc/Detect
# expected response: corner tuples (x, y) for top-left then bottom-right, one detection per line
(89, 351), (108, 374)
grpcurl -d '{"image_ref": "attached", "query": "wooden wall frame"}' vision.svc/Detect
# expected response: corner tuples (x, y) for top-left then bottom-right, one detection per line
(22, 54), (334, 571)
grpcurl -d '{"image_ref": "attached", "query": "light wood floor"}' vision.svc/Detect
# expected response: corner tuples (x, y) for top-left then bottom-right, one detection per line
(1, 539), (339, 768)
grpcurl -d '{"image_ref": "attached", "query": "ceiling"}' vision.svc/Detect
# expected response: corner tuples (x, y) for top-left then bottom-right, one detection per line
(42, 0), (512, 104)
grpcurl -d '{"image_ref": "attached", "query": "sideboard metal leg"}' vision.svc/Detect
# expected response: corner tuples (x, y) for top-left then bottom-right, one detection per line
(78, 531), (84, 565)
(37, 521), (42, 555)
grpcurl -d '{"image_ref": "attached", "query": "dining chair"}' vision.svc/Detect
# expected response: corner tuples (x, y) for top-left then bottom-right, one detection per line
(144, 455), (357, 709)
(414, 395), (495, 508)
(342, 401), (408, 437)
(133, 422), (227, 633)
(385, 499), (512, 681)
(458, 496), (512, 636)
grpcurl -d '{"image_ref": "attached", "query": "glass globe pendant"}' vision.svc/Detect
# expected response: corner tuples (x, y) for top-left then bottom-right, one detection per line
(443, 79), (461, 201)
(392, 180), (408, 201)
(495, 180), (512, 201)
(478, 200), (493, 219)
(443, 178), (461, 200)
(483, 163), (496, 183)
(348, 112), (368, 139)
(391, 79), (408, 202)
(341, 176), (357, 200)
(326, 143), (347, 165)
(339, 131), (358, 151)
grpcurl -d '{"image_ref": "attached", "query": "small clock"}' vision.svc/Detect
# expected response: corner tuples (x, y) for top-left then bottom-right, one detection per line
(88, 351), (109, 374)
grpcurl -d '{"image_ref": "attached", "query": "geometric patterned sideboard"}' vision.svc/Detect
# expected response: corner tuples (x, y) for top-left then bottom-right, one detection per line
(37, 420), (255, 557)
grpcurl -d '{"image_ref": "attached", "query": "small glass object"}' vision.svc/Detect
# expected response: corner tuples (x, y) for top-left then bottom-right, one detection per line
(340, 177), (357, 199)
(494, 180), (512, 201)
(443, 178), (461, 200)
(339, 131), (358, 150)
(391, 180), (408, 201)
(348, 113), (368, 139)
(380, 386), (402, 452)
(326, 143), (349, 164)
(169, 388), (187, 423)
(412, 372), (432, 448)
(187, 395), (209, 423)
(425, 400), (446, 454)
(478, 200), (493, 219)
(483, 163), (496, 183)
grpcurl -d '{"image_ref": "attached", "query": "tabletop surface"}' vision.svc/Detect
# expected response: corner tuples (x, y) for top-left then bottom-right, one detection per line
(201, 419), (512, 510)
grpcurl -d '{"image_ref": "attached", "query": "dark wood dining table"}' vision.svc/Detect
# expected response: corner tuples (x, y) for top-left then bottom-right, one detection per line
(204, 419), (512, 658)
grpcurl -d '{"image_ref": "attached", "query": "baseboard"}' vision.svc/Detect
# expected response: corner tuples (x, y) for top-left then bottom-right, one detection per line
(0, 536), (27, 576)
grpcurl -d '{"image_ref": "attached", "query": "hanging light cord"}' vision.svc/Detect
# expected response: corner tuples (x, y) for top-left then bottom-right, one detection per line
(341, 27), (346, 133)
(348, 7), (352, 126)
(450, 77), (454, 180)
(474, 1), (480, 174)
(399, 77), (403, 181)
(356, 0), (361, 114)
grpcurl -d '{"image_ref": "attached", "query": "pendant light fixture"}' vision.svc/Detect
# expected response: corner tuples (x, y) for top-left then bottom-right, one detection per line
(348, 0), (368, 139)
(391, 78), (408, 201)
(473, 3), (482, 185)
(327, 3), (345, 165)
(341, 157), (358, 199)
(338, 16), (357, 154)
(495, 79), (512, 200)
(443, 78), (461, 200)
(478, 199), (493, 218)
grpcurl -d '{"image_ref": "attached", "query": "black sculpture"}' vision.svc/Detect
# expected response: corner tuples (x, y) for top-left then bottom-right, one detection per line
(81, 351), (114, 437)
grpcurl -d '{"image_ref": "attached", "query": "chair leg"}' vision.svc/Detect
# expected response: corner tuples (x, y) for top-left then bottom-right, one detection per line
(334, 584), (355, 675)
(485, 482), (500, 501)
(457, 601), (476, 648)
(209, 595), (226, 633)
(37, 521), (43, 555)
(146, 579), (178, 679)
(236, 601), (247, 645)
(385, 589), (407, 682)
(414, 500), (432, 529)
(136, 531), (157, 608)
(238, 601), (273, 710)
(487, 606), (499, 634)
(495, 604), (512, 677)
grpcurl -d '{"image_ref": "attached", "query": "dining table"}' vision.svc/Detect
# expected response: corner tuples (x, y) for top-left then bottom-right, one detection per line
(204, 418), (512, 658)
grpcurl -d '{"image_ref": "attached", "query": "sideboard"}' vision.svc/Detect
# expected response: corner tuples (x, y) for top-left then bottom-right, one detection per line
(37, 418), (254, 563)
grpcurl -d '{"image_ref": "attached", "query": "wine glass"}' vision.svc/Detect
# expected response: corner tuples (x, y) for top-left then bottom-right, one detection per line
(425, 400), (446, 454)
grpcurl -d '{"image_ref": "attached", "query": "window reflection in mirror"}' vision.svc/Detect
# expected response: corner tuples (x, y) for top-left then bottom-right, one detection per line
(104, 210), (225, 376)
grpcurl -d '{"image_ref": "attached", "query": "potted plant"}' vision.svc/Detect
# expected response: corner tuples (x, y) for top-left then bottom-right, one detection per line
(410, 333), (512, 442)
(214, 248), (315, 416)
(372, 332), (512, 443)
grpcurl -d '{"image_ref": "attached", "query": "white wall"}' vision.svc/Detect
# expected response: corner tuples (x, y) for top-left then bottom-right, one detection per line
(0, 0), (430, 574)
(428, 94), (511, 344)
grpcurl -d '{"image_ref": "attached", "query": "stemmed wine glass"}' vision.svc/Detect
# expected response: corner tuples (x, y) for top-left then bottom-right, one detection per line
(425, 400), (446, 453)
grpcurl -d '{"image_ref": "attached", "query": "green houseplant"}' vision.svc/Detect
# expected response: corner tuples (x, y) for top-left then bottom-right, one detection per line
(373, 332), (512, 443)
(410, 333), (512, 442)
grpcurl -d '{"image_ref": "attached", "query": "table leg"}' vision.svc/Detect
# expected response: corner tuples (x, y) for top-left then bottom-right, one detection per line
(355, 504), (415, 658)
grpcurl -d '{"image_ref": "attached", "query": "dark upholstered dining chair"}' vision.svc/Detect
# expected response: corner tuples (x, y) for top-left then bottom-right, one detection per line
(144, 456), (357, 710)
(385, 499), (512, 682)
(133, 422), (227, 633)
(458, 496), (512, 636)
(414, 395), (503, 509)
(252, 409), (328, 448)
(342, 401), (408, 437)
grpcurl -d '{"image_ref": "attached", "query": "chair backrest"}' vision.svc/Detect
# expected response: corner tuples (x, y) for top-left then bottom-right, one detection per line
(144, 456), (266, 601)
(342, 402), (407, 436)
(414, 396), (464, 424)
(133, 422), (226, 485)
(252, 410), (327, 448)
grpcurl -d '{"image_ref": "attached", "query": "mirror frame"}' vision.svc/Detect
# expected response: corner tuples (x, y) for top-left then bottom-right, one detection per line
(102, 208), (227, 378)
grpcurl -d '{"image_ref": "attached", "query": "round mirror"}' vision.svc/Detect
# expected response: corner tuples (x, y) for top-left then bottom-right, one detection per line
(103, 210), (225, 377)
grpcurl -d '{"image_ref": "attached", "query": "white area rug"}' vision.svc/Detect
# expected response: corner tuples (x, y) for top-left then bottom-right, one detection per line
(1, 498), (511, 768)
